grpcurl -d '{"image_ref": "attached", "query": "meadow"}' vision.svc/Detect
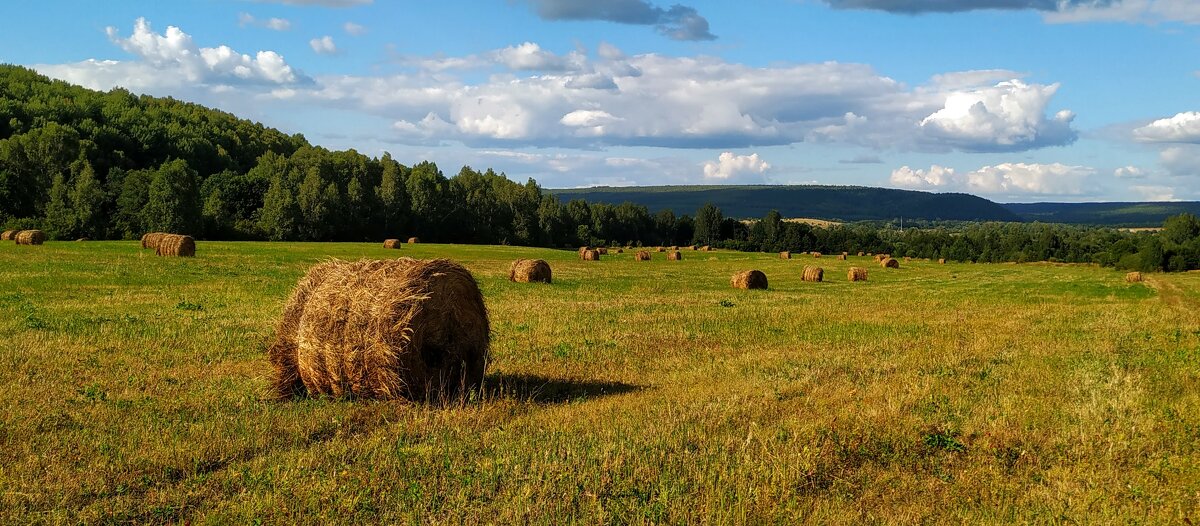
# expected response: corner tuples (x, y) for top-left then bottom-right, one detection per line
(0, 241), (1197, 524)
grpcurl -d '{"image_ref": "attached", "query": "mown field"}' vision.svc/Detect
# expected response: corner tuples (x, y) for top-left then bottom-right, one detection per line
(1, 241), (1198, 524)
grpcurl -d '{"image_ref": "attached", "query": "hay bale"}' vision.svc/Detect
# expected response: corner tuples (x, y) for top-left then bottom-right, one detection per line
(155, 234), (195, 257)
(141, 232), (167, 249)
(848, 267), (868, 282)
(667, 250), (682, 261)
(1126, 271), (1143, 283)
(802, 265), (823, 282)
(858, 251), (864, 257)
(731, 270), (768, 290)
(268, 258), (490, 401)
(635, 250), (651, 261)
(688, 245), (697, 251)
(75, 238), (89, 242)
(701, 245), (712, 252)
(670, 246), (678, 251)
(779, 251), (791, 259)
(597, 247), (609, 255)
(615, 248), (624, 254)
(0, 230), (15, 241)
(383, 239), (402, 249)
(407, 237), (420, 244)
(904, 256), (912, 262)
(656, 247), (665, 252)
(880, 257), (899, 269)
(813, 252), (822, 258)
(836, 254), (846, 261)
(15, 230), (46, 246)
(581, 249), (601, 261)
(938, 258), (946, 265)
(509, 259), (552, 284)
(867, 252), (874, 256)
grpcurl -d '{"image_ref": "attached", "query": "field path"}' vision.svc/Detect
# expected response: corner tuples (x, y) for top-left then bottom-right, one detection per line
(1144, 274), (1194, 312)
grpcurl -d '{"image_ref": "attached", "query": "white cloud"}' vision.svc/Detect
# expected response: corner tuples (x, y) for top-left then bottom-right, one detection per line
(490, 42), (584, 71)
(265, 18), (292, 30)
(237, 13), (292, 31)
(1045, 0), (1200, 25)
(1130, 185), (1179, 201)
(702, 152), (771, 182)
(890, 165), (956, 189)
(1160, 146), (1200, 176)
(310, 36), (338, 55)
(343, 22), (367, 36)
(1133, 112), (1200, 143)
(1114, 166), (1149, 179)
(890, 162), (1096, 197)
(918, 80), (1076, 152)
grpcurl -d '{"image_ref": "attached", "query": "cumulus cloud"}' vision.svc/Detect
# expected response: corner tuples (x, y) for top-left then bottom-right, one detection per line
(918, 80), (1076, 152)
(1114, 165), (1149, 179)
(343, 22), (367, 35)
(240, 13), (293, 30)
(1133, 112), (1200, 143)
(524, 0), (716, 40)
(492, 42), (584, 71)
(839, 154), (884, 164)
(1130, 185), (1179, 201)
(86, 18), (302, 86)
(702, 152), (771, 182)
(891, 162), (1096, 196)
(310, 36), (338, 55)
(1160, 146), (1200, 176)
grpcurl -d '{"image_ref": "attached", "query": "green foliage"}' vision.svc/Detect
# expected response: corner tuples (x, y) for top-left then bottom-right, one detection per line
(141, 159), (201, 234)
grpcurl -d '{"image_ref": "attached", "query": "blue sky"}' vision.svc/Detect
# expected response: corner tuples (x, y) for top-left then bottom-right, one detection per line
(3, 0), (1200, 202)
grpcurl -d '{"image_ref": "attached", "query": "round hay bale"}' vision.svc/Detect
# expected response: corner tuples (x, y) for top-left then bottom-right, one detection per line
(667, 250), (682, 261)
(615, 248), (624, 254)
(597, 247), (609, 255)
(938, 258), (946, 265)
(155, 234), (195, 257)
(903, 256), (912, 262)
(634, 250), (651, 261)
(848, 267), (868, 282)
(867, 252), (874, 256)
(582, 249), (601, 261)
(407, 237), (420, 244)
(881, 257), (899, 269)
(813, 252), (822, 258)
(0, 230), (15, 241)
(836, 254), (846, 260)
(779, 251), (791, 259)
(268, 258), (490, 401)
(75, 238), (89, 242)
(669, 246), (678, 251)
(802, 265), (824, 282)
(655, 247), (665, 252)
(15, 230), (46, 246)
(688, 245), (697, 251)
(509, 259), (552, 284)
(731, 270), (768, 290)
(701, 245), (712, 252)
(842, 251), (849, 256)
(141, 232), (167, 250)
(383, 239), (402, 249)
(1126, 271), (1143, 283)
(858, 251), (864, 257)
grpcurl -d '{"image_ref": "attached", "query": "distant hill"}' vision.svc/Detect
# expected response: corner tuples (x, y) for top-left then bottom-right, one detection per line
(1003, 202), (1200, 227)
(549, 185), (1021, 222)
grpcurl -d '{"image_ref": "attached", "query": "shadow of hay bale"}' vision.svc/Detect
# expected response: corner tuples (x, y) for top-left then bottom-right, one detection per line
(484, 373), (640, 404)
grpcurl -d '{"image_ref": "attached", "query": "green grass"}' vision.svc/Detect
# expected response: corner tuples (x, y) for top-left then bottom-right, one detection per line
(1, 242), (1198, 524)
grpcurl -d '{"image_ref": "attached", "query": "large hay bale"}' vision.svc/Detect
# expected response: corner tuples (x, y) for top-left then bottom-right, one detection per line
(383, 239), (402, 249)
(848, 267), (868, 282)
(667, 250), (682, 261)
(779, 251), (791, 259)
(581, 249), (601, 261)
(141, 232), (167, 249)
(268, 258), (490, 401)
(635, 250), (651, 261)
(15, 230), (46, 246)
(802, 265), (823, 282)
(509, 259), (552, 284)
(731, 270), (768, 290)
(155, 234), (195, 257)
(1126, 271), (1143, 283)
(881, 257), (899, 269)
(407, 237), (420, 244)
(0, 230), (15, 241)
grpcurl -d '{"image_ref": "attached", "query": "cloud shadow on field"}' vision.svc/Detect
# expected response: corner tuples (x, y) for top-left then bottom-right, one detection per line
(484, 373), (641, 404)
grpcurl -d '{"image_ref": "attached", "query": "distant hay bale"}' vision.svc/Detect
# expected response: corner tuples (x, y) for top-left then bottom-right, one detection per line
(615, 248), (624, 254)
(802, 265), (824, 282)
(858, 251), (864, 257)
(881, 257), (899, 269)
(597, 247), (609, 255)
(268, 258), (490, 401)
(155, 234), (195, 257)
(635, 250), (651, 261)
(15, 230), (47, 246)
(904, 256), (911, 262)
(581, 249), (601, 261)
(842, 251), (849, 256)
(731, 270), (768, 290)
(656, 247), (665, 252)
(938, 258), (946, 264)
(141, 232), (167, 249)
(667, 250), (682, 261)
(701, 245), (712, 251)
(779, 251), (791, 259)
(75, 238), (89, 242)
(509, 259), (552, 284)
(383, 239), (402, 249)
(836, 254), (846, 260)
(1126, 271), (1143, 283)
(867, 252), (874, 256)
(670, 246), (678, 251)
(0, 230), (15, 241)
(848, 267), (868, 282)
(407, 237), (420, 244)
(688, 245), (697, 251)
(813, 252), (822, 258)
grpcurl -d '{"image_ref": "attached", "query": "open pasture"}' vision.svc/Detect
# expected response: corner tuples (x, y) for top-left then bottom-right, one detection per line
(0, 241), (1197, 524)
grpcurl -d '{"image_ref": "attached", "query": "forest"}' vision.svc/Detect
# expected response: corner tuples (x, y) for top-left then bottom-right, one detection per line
(2, 64), (1198, 272)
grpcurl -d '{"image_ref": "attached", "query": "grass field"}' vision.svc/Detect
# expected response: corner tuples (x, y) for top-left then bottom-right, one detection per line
(1, 241), (1198, 524)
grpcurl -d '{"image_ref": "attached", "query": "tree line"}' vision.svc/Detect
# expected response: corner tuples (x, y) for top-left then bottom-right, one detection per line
(3, 64), (1197, 272)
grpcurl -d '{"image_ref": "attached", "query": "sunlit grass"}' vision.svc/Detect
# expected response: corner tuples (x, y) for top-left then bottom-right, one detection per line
(0, 241), (1197, 523)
